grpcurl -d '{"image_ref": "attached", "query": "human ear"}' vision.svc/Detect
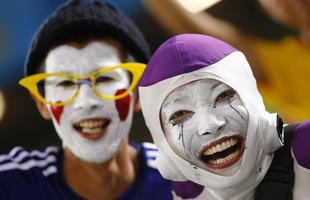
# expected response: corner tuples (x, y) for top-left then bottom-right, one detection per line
(133, 89), (140, 112)
(31, 94), (52, 120)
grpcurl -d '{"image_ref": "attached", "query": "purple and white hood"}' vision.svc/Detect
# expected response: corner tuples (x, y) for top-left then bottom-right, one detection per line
(138, 34), (283, 199)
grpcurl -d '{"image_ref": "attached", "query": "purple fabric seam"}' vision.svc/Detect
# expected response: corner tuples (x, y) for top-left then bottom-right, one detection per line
(174, 35), (184, 75)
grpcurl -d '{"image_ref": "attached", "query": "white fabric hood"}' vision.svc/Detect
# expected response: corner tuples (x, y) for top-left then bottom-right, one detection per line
(139, 34), (283, 199)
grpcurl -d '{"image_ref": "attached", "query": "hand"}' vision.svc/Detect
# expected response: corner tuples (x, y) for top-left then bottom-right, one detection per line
(258, 0), (310, 43)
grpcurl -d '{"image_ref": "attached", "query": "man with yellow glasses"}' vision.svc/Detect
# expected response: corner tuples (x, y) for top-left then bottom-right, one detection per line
(0, 1), (174, 199)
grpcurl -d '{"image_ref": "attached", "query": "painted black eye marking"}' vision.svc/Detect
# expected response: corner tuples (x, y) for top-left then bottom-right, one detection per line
(177, 124), (185, 148)
(169, 110), (194, 125)
(213, 89), (245, 120)
(229, 102), (245, 120)
(213, 89), (236, 108)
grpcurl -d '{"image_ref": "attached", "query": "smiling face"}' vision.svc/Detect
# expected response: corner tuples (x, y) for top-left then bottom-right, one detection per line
(41, 39), (134, 163)
(160, 79), (248, 176)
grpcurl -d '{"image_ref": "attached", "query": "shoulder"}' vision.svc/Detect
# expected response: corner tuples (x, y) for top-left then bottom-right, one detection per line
(129, 142), (173, 199)
(291, 120), (310, 169)
(139, 142), (158, 169)
(257, 121), (310, 199)
(285, 120), (310, 136)
(294, 119), (310, 134)
(0, 146), (60, 184)
(130, 142), (159, 169)
(290, 120), (310, 200)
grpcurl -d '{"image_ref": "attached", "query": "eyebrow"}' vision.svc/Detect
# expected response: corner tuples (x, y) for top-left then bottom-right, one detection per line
(163, 96), (190, 109)
(91, 67), (102, 73)
(47, 69), (72, 74)
(49, 67), (102, 75)
(211, 82), (222, 90)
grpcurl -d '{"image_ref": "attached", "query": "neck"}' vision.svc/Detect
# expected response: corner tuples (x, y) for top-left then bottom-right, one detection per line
(230, 188), (255, 200)
(63, 137), (139, 199)
(199, 188), (255, 200)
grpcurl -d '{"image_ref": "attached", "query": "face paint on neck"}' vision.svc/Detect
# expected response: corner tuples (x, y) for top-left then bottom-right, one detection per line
(161, 79), (249, 176)
(115, 89), (131, 121)
(44, 40), (135, 163)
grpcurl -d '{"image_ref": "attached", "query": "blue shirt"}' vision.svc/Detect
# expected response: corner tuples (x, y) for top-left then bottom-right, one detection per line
(0, 142), (173, 200)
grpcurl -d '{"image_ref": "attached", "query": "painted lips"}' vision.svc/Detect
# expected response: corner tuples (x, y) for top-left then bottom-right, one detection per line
(200, 135), (245, 169)
(73, 118), (111, 141)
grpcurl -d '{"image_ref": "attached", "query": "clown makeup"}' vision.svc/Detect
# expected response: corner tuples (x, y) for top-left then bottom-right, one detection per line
(161, 79), (249, 176)
(43, 40), (134, 163)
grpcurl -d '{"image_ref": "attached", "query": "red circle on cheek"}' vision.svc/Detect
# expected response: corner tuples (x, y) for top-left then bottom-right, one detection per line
(51, 105), (64, 125)
(115, 89), (131, 121)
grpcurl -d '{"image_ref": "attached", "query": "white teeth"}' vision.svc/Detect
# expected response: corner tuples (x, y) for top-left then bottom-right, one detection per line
(226, 141), (230, 148)
(216, 144), (221, 152)
(82, 127), (102, 134)
(222, 142), (228, 150)
(78, 120), (107, 134)
(212, 146), (217, 154)
(203, 138), (238, 155)
(207, 149), (240, 165)
(78, 120), (104, 128)
(231, 138), (237, 146)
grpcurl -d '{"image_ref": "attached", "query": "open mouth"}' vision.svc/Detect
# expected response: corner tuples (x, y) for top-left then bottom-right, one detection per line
(200, 135), (245, 169)
(73, 118), (111, 141)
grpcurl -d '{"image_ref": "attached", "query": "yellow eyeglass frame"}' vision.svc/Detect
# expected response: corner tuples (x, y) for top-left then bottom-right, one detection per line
(19, 63), (146, 106)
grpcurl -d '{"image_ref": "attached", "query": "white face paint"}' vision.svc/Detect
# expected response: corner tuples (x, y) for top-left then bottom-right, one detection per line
(44, 40), (134, 163)
(161, 79), (248, 176)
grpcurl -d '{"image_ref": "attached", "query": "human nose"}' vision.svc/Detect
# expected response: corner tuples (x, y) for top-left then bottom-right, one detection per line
(73, 82), (103, 111)
(196, 111), (226, 136)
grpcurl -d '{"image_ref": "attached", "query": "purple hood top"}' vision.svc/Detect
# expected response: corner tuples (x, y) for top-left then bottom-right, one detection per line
(139, 34), (237, 87)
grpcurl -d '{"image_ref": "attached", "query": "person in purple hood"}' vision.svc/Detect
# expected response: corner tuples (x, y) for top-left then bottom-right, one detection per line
(139, 33), (310, 200)
(0, 1), (175, 199)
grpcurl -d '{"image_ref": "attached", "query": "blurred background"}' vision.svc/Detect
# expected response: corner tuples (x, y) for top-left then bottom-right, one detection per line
(0, 0), (309, 153)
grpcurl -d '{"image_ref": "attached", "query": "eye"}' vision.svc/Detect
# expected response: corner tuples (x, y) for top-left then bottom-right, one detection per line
(169, 110), (194, 125)
(214, 89), (236, 104)
(57, 80), (75, 88)
(95, 76), (114, 84)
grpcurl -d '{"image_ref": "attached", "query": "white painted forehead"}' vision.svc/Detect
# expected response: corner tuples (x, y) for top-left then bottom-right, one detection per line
(171, 78), (222, 92)
(45, 41), (122, 73)
(162, 78), (225, 106)
(159, 52), (257, 105)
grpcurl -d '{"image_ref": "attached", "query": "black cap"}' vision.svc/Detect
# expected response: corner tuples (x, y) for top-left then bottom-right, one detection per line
(24, 0), (150, 75)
